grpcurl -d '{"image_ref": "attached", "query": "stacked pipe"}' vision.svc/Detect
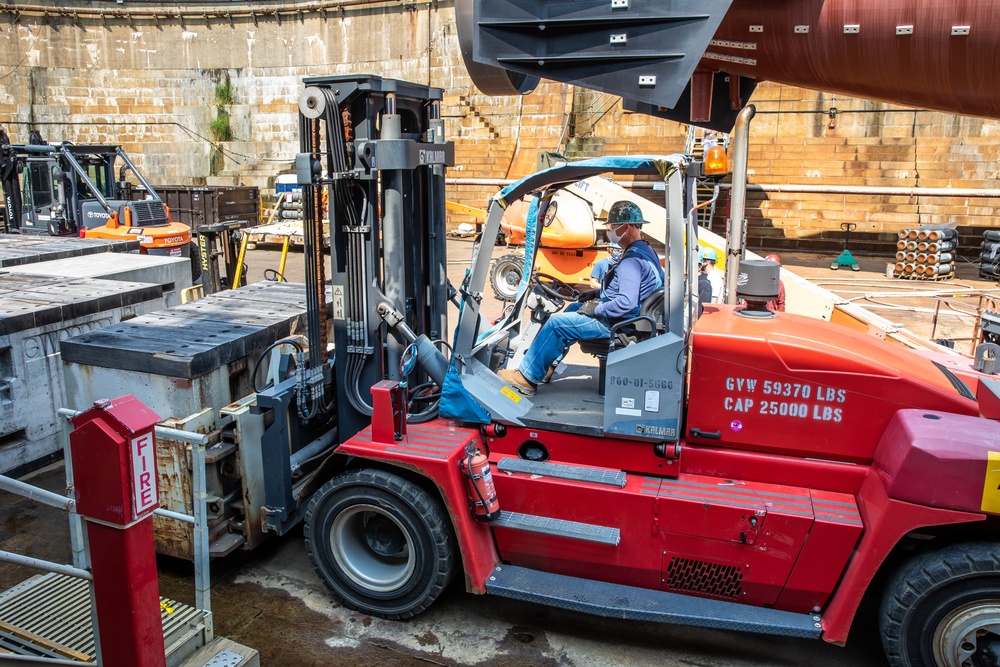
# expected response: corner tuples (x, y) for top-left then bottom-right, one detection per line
(278, 188), (304, 220)
(979, 230), (1000, 279)
(276, 188), (328, 220)
(893, 228), (957, 279)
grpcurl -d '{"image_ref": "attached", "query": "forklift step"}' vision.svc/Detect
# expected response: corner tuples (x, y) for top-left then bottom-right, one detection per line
(485, 565), (822, 640)
(494, 511), (620, 546)
(497, 458), (626, 487)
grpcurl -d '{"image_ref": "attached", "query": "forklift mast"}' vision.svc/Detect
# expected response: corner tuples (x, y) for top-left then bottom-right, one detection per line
(295, 75), (455, 440)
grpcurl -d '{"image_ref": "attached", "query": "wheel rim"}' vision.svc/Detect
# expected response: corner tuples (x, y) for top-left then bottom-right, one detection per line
(494, 260), (521, 300)
(330, 503), (416, 594)
(932, 598), (1000, 667)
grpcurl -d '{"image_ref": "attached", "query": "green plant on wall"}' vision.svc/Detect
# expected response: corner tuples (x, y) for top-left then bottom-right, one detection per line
(214, 82), (233, 106)
(209, 113), (232, 141)
(209, 80), (234, 142)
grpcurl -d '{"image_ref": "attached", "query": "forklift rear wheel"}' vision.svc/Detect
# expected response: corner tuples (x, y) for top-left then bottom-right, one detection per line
(880, 541), (1000, 667)
(490, 252), (524, 301)
(304, 469), (456, 620)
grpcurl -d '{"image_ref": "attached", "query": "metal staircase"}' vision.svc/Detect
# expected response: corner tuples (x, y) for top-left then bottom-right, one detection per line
(0, 572), (212, 665)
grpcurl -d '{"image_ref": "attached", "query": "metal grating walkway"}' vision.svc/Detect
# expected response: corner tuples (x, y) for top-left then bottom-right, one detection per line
(0, 573), (211, 663)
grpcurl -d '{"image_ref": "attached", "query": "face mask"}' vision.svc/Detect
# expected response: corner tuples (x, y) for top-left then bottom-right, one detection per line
(610, 248), (622, 261)
(607, 226), (625, 245)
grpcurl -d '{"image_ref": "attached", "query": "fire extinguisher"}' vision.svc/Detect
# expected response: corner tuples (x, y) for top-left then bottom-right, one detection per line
(462, 444), (500, 522)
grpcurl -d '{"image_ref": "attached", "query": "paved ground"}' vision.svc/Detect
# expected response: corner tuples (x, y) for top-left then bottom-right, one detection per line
(3, 239), (995, 666)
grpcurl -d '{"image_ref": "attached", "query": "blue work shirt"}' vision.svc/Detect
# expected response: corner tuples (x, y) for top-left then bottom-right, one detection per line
(594, 240), (663, 321)
(591, 257), (614, 283)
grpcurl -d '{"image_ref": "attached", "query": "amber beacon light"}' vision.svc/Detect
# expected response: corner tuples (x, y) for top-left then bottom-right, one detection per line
(703, 144), (729, 176)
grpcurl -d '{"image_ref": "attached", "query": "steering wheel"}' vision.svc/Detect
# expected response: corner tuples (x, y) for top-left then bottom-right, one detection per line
(535, 273), (580, 301)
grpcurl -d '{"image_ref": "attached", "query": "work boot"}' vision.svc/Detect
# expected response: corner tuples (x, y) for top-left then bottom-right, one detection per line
(498, 368), (537, 396)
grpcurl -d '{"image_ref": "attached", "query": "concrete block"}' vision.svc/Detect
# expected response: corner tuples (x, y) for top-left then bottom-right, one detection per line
(62, 281), (328, 422)
(0, 237), (138, 269)
(0, 276), (165, 475)
(2, 253), (192, 308)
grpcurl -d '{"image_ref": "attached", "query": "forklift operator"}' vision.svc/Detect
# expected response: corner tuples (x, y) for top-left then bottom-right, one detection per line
(499, 200), (663, 396)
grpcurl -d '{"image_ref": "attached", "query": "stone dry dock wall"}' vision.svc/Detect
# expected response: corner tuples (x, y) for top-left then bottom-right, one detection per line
(1, 1), (998, 257)
(740, 86), (1000, 257)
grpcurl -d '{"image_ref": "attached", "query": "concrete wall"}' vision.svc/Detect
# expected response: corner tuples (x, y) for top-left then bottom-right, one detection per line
(1, 1), (998, 255)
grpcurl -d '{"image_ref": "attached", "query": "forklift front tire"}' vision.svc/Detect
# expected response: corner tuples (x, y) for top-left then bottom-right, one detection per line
(879, 541), (1000, 667)
(304, 469), (457, 620)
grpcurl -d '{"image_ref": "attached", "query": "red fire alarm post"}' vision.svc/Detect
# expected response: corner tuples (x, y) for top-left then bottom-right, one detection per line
(70, 395), (166, 667)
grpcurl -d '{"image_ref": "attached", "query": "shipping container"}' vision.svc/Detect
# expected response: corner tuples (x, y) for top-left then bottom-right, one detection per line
(141, 186), (261, 293)
(152, 185), (260, 233)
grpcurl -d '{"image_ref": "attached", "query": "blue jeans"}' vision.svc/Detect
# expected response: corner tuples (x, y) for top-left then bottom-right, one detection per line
(518, 311), (611, 384)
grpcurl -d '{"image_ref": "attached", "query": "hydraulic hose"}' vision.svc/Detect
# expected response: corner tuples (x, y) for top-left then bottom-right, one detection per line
(250, 338), (305, 393)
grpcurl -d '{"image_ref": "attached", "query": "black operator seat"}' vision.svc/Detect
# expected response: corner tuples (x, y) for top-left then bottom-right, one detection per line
(577, 289), (665, 396)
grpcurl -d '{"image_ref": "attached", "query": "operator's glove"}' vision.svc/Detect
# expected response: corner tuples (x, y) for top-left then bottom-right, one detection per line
(578, 301), (599, 318)
(577, 289), (600, 302)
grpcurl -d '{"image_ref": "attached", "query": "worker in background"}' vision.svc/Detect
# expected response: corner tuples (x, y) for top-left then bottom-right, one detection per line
(765, 253), (786, 312)
(698, 247), (712, 317)
(589, 243), (622, 288)
(702, 247), (724, 302)
(499, 200), (663, 396)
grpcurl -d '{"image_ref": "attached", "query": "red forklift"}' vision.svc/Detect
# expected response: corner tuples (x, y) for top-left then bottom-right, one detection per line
(241, 75), (1000, 667)
(52, 70), (997, 667)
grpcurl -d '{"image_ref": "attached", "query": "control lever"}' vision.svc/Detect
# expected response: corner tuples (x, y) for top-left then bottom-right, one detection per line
(377, 301), (449, 386)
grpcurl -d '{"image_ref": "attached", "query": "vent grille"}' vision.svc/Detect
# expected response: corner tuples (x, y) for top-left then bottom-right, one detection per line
(130, 200), (168, 226)
(664, 556), (745, 600)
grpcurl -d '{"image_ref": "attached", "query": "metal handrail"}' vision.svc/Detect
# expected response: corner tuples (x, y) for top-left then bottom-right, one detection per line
(930, 292), (1000, 346)
(0, 551), (92, 581)
(55, 408), (212, 613)
(0, 469), (87, 582)
(0, 410), (215, 665)
(0, 450), (102, 665)
(0, 475), (75, 512)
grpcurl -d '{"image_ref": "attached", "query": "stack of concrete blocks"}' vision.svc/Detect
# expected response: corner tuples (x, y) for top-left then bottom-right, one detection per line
(0, 237), (192, 475)
(61, 281), (315, 421)
(893, 228), (958, 279)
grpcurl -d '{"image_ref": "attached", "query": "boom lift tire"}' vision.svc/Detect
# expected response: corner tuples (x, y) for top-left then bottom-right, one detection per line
(879, 541), (1000, 667)
(189, 240), (203, 282)
(490, 252), (524, 301)
(304, 469), (457, 620)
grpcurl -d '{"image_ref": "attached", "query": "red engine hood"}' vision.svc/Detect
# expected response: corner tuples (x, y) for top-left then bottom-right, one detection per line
(687, 306), (980, 463)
